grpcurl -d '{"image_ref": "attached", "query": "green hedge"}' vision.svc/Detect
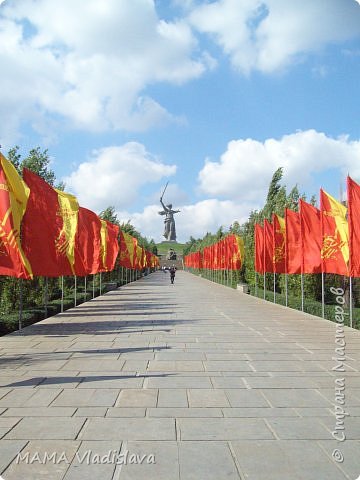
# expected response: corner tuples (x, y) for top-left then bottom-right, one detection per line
(250, 286), (358, 329)
(0, 293), (89, 336)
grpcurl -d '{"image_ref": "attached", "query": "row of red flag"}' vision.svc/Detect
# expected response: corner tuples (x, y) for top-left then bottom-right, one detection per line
(255, 178), (360, 277)
(184, 234), (244, 270)
(0, 153), (159, 279)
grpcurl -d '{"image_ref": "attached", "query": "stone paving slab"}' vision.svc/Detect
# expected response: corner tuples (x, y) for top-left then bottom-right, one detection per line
(63, 440), (121, 480)
(118, 440), (179, 480)
(230, 440), (347, 480)
(3, 440), (80, 480)
(3, 407), (77, 417)
(5, 417), (86, 440)
(179, 441), (239, 480)
(158, 388), (188, 407)
(178, 417), (274, 440)
(79, 418), (176, 441)
(0, 440), (29, 474)
(0, 270), (359, 478)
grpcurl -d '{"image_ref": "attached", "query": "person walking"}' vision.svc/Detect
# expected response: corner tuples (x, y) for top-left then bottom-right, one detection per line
(169, 265), (176, 284)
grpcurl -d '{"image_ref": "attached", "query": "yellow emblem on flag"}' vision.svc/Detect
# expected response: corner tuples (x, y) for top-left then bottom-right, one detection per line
(55, 189), (79, 273)
(0, 153), (33, 278)
(322, 191), (349, 264)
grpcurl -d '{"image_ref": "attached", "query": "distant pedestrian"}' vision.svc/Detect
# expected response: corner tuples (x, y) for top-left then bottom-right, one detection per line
(169, 265), (176, 284)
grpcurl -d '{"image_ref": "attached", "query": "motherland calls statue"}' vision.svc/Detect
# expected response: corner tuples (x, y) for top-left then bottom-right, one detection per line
(158, 182), (180, 241)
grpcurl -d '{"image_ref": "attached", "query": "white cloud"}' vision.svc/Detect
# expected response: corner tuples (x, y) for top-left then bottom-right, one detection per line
(120, 199), (252, 243)
(189, 0), (360, 74)
(64, 142), (176, 212)
(148, 183), (190, 206)
(0, 0), (209, 142)
(198, 129), (360, 201)
(1, 0), (359, 144)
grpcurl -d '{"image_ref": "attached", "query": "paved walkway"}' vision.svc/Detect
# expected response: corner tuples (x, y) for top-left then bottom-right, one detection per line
(0, 270), (359, 479)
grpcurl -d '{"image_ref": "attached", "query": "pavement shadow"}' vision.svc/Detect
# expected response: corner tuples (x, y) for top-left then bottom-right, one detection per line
(0, 345), (170, 368)
(10, 317), (194, 336)
(4, 372), (177, 388)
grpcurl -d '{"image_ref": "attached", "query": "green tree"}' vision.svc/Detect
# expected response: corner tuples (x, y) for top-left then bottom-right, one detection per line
(148, 239), (158, 255)
(286, 185), (301, 211)
(7, 146), (22, 172)
(7, 145), (64, 189)
(263, 167), (284, 219)
(99, 206), (120, 225)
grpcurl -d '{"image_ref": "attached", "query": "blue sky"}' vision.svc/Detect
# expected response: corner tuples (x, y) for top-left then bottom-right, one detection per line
(1, 0), (360, 242)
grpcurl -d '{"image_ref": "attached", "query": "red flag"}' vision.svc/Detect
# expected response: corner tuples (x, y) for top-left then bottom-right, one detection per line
(263, 219), (273, 273)
(213, 243), (219, 270)
(254, 224), (264, 274)
(218, 239), (226, 270)
(132, 239), (144, 271)
(22, 169), (74, 277)
(202, 247), (208, 269)
(320, 189), (348, 275)
(347, 176), (360, 277)
(74, 207), (102, 275)
(205, 245), (212, 269)
(0, 154), (32, 278)
(227, 234), (244, 270)
(104, 221), (119, 271)
(119, 230), (135, 269)
(285, 209), (301, 274)
(272, 214), (286, 274)
(210, 244), (215, 270)
(299, 199), (322, 274)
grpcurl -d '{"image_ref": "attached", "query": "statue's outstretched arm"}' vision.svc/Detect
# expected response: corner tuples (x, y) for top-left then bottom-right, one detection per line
(160, 198), (168, 211)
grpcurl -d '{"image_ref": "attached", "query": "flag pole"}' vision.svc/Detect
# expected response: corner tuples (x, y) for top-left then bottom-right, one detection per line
(100, 272), (102, 294)
(300, 273), (304, 312)
(349, 276), (353, 328)
(255, 271), (258, 297)
(84, 275), (87, 302)
(61, 276), (64, 312)
(263, 273), (266, 300)
(44, 277), (48, 318)
(92, 274), (95, 298)
(321, 272), (325, 318)
(74, 275), (77, 307)
(285, 274), (288, 307)
(273, 272), (276, 303)
(19, 279), (23, 332)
